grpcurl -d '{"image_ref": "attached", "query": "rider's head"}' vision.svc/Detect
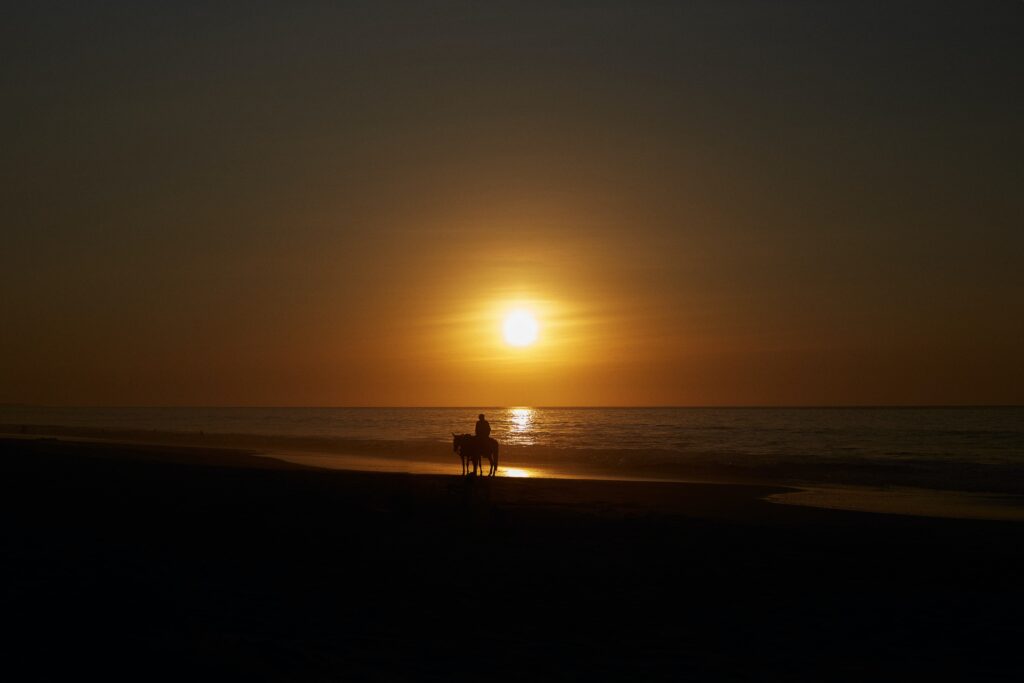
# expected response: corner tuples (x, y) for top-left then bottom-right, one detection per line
(478, 413), (485, 420)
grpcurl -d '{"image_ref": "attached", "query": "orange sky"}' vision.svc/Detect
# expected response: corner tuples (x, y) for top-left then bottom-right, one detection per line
(2, 2), (1022, 406)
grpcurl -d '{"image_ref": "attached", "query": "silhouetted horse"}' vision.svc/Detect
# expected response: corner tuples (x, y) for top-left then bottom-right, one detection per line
(452, 433), (499, 476)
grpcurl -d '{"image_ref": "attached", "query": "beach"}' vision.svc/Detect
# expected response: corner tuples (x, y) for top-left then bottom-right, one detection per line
(2, 436), (1021, 680)
(8, 1), (1023, 679)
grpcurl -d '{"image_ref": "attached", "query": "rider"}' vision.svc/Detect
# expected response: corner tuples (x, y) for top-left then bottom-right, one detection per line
(475, 413), (491, 440)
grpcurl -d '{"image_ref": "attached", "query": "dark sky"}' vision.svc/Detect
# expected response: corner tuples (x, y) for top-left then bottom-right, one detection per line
(2, 1), (1022, 406)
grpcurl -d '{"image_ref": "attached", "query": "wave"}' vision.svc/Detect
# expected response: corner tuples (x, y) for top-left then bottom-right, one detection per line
(4, 422), (1024, 495)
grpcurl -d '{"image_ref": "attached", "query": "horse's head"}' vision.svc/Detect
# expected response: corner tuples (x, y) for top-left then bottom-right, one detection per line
(452, 432), (472, 452)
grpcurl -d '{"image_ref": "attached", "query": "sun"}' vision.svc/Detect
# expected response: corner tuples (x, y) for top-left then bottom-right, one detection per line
(503, 310), (539, 347)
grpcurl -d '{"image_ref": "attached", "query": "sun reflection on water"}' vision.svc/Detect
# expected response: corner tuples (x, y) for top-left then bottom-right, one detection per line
(496, 408), (540, 476)
(507, 407), (535, 445)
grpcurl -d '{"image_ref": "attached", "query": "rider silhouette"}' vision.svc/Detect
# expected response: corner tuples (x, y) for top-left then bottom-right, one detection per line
(475, 413), (491, 439)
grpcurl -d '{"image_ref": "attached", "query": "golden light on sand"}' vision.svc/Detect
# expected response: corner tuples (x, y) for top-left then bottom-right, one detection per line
(503, 310), (539, 347)
(502, 467), (533, 478)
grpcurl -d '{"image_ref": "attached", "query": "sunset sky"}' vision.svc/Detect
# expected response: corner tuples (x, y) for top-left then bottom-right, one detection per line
(3, 1), (1022, 406)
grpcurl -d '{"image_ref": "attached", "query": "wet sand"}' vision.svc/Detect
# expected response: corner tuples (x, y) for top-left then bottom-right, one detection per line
(2, 437), (1021, 680)
(770, 485), (1024, 522)
(9, 423), (1024, 521)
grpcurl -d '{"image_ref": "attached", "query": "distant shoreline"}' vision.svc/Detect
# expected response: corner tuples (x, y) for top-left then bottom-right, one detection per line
(5, 429), (1023, 522)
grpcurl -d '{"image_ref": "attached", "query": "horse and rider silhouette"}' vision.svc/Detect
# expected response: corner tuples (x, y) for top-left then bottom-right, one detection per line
(452, 413), (500, 476)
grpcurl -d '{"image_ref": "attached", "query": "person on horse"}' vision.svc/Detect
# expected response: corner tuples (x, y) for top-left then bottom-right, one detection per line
(475, 413), (491, 440)
(452, 414), (500, 476)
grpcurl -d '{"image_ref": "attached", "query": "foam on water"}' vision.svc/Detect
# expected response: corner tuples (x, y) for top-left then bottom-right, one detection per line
(2, 406), (1022, 496)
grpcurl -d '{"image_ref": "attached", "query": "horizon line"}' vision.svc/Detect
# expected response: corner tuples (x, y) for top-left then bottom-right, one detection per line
(3, 403), (1022, 410)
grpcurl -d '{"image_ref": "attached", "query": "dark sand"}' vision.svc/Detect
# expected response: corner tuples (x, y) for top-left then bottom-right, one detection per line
(2, 437), (1021, 681)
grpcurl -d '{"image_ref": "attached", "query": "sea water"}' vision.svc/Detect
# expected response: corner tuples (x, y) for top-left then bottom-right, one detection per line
(2, 405), (1023, 495)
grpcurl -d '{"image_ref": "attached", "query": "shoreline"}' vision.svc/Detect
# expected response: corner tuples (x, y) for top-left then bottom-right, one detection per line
(5, 425), (1024, 522)
(0, 435), (792, 515)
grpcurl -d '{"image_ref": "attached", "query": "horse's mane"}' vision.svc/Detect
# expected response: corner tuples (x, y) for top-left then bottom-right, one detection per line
(453, 432), (496, 446)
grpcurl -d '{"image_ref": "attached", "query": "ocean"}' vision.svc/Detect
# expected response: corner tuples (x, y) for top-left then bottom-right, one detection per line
(2, 406), (1022, 495)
